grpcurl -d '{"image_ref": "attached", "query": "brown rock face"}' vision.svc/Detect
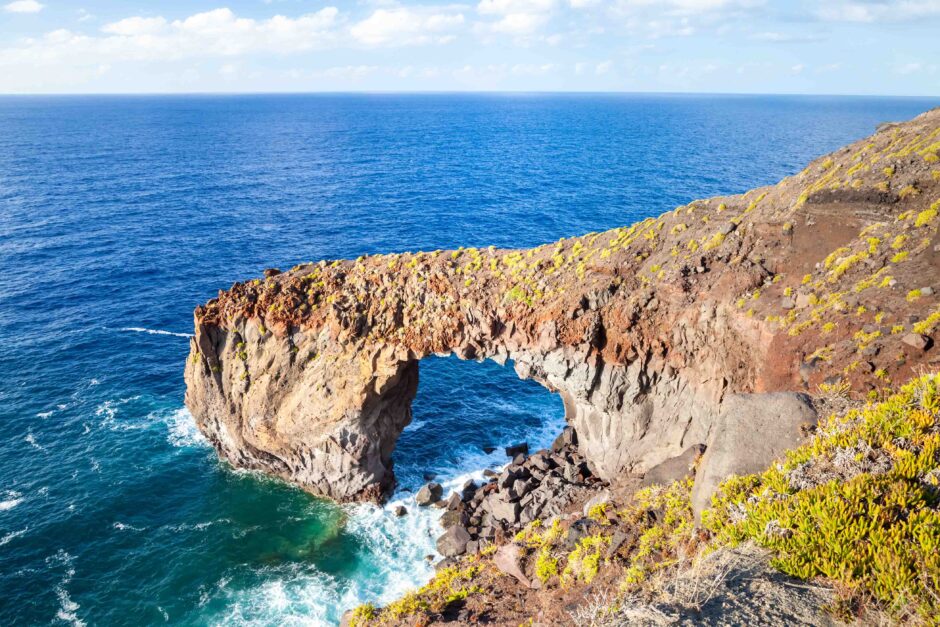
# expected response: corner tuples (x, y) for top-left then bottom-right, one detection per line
(185, 108), (940, 503)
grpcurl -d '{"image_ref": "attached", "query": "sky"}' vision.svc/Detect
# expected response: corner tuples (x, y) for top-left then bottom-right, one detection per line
(0, 0), (938, 95)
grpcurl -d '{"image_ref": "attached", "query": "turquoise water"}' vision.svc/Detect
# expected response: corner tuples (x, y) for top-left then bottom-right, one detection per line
(1, 94), (936, 625)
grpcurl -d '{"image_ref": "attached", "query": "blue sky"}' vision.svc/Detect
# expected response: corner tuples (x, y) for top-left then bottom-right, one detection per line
(1, 0), (938, 94)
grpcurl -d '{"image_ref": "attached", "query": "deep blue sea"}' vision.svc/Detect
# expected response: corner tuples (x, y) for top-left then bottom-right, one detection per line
(0, 94), (936, 626)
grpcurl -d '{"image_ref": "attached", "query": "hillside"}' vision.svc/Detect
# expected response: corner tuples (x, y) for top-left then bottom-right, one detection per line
(184, 108), (940, 625)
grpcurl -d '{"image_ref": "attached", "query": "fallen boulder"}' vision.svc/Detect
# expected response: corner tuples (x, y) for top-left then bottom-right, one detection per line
(493, 544), (534, 588)
(692, 392), (817, 517)
(436, 525), (471, 557)
(416, 482), (443, 506)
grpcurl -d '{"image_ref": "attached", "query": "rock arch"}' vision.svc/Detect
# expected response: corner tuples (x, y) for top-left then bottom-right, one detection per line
(184, 109), (940, 505)
(184, 288), (734, 503)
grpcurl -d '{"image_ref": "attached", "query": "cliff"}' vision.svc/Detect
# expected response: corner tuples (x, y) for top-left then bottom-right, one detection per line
(184, 108), (940, 505)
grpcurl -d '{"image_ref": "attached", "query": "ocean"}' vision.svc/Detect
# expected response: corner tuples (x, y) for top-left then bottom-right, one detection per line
(0, 93), (935, 626)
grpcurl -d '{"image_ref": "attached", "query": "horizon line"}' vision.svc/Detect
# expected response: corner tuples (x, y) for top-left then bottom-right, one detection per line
(1, 89), (938, 99)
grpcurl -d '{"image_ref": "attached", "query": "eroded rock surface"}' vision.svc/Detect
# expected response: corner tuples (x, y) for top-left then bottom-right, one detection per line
(185, 108), (940, 503)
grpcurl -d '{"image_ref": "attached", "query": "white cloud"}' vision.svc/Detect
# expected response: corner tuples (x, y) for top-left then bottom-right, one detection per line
(896, 62), (922, 74)
(101, 17), (168, 37)
(595, 59), (612, 74)
(749, 31), (823, 43)
(0, 7), (341, 68)
(817, 1), (940, 22)
(477, 0), (557, 14)
(351, 8), (464, 46)
(3, 0), (43, 13)
(490, 12), (548, 33)
(615, 0), (763, 16)
(477, 0), (556, 35)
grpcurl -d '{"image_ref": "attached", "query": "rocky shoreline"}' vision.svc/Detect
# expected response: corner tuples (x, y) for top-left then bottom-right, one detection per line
(413, 427), (603, 564)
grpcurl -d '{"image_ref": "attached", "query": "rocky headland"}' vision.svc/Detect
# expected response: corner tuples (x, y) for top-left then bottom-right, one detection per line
(185, 108), (940, 625)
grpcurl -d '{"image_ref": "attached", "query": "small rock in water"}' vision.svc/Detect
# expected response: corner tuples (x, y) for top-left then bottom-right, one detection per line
(505, 442), (529, 458)
(415, 482), (443, 506)
(482, 468), (499, 479)
(482, 446), (496, 454)
(422, 472), (437, 481)
(393, 505), (407, 517)
(461, 480), (478, 501)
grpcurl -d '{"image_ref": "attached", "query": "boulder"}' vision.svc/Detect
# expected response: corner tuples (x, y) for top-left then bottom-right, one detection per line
(493, 544), (534, 588)
(393, 505), (408, 517)
(489, 497), (520, 524)
(416, 482), (443, 506)
(903, 333), (931, 351)
(551, 427), (577, 452)
(641, 444), (706, 487)
(529, 452), (554, 472)
(505, 442), (529, 458)
(436, 525), (471, 557)
(441, 509), (468, 529)
(444, 492), (462, 510)
(461, 480), (478, 501)
(692, 392), (817, 518)
(511, 478), (532, 500)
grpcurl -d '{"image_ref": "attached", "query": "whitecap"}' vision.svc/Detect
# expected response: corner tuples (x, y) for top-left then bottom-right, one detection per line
(206, 570), (342, 626)
(112, 522), (145, 532)
(96, 397), (144, 431)
(46, 550), (85, 627)
(164, 408), (209, 448)
(119, 327), (192, 338)
(25, 433), (45, 451)
(0, 527), (28, 546)
(55, 588), (84, 627)
(37, 411), (54, 419)
(0, 490), (23, 511)
(402, 420), (425, 433)
(167, 518), (230, 533)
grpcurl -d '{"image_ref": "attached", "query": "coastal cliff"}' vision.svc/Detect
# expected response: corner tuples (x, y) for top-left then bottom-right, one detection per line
(185, 108), (940, 506)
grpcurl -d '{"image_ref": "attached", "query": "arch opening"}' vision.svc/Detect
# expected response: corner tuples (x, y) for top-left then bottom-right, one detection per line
(391, 355), (566, 494)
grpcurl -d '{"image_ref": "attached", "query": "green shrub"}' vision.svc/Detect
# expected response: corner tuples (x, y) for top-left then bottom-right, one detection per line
(704, 374), (940, 622)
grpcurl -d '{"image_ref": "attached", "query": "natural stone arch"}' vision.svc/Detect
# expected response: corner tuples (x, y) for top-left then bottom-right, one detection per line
(183, 109), (940, 508)
(185, 300), (728, 503)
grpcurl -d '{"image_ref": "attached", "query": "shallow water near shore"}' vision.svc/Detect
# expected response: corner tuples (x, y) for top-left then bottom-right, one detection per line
(1, 94), (936, 625)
